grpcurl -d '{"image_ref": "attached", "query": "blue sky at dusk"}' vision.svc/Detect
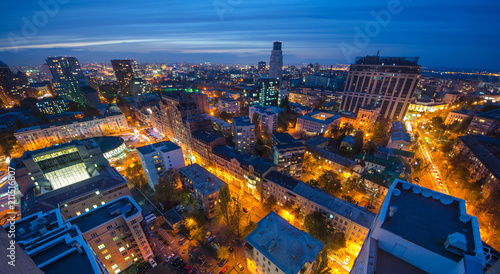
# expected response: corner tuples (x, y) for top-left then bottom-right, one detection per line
(0, 0), (499, 69)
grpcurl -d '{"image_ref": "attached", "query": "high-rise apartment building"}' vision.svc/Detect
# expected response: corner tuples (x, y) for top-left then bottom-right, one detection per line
(232, 116), (255, 154)
(46, 57), (87, 105)
(340, 56), (421, 121)
(271, 133), (305, 178)
(249, 105), (282, 134)
(0, 60), (32, 105)
(269, 42), (283, 81)
(258, 61), (267, 75)
(257, 77), (280, 107)
(111, 59), (135, 96)
(136, 141), (186, 191)
(351, 179), (486, 274)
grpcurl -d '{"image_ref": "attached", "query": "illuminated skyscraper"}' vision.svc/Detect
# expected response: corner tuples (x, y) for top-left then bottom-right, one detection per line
(257, 77), (279, 106)
(46, 56), (87, 105)
(111, 59), (135, 96)
(269, 41), (283, 81)
(258, 61), (267, 75)
(340, 55), (421, 121)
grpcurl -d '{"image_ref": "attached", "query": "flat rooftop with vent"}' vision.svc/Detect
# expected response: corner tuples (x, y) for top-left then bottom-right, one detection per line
(179, 163), (225, 218)
(245, 211), (324, 274)
(350, 179), (486, 274)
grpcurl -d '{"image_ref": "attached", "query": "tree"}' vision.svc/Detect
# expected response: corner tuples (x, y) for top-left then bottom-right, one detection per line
(252, 112), (260, 133)
(353, 130), (364, 155)
(304, 211), (346, 251)
(431, 116), (444, 128)
(318, 170), (342, 195)
(219, 111), (233, 123)
(217, 247), (229, 261)
(0, 131), (18, 154)
(154, 169), (180, 209)
(342, 195), (356, 204)
(366, 141), (378, 155)
(243, 220), (257, 237)
(313, 251), (332, 274)
(440, 138), (456, 155)
(372, 118), (390, 144)
(218, 184), (232, 226)
(263, 195), (277, 212)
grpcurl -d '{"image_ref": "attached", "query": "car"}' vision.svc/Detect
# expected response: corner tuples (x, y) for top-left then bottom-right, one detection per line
(172, 258), (181, 267)
(237, 238), (246, 246)
(206, 231), (212, 239)
(219, 266), (230, 274)
(166, 254), (174, 262)
(185, 264), (193, 274)
(232, 197), (237, 201)
(178, 261), (186, 270)
(242, 207), (248, 213)
(236, 262), (244, 271)
(149, 258), (158, 268)
(208, 235), (216, 242)
(218, 259), (228, 267)
(228, 246), (233, 253)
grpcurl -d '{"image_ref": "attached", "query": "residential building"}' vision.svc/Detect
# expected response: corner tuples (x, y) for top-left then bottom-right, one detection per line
(0, 60), (32, 105)
(387, 121), (412, 151)
(46, 57), (87, 105)
(407, 99), (448, 113)
(351, 180), (486, 274)
(445, 109), (475, 125)
(305, 137), (354, 173)
(218, 97), (239, 114)
(258, 61), (267, 75)
(10, 139), (131, 219)
(271, 133), (305, 178)
(81, 85), (102, 108)
(288, 91), (320, 108)
(206, 115), (233, 137)
(466, 108), (500, 136)
(35, 97), (68, 115)
(249, 105), (283, 134)
(5, 210), (106, 274)
(192, 130), (226, 166)
(212, 145), (276, 200)
(179, 164), (225, 219)
(262, 171), (375, 249)
(245, 211), (324, 274)
(136, 141), (185, 191)
(14, 112), (129, 151)
(296, 111), (341, 135)
(355, 104), (380, 132)
(304, 74), (345, 90)
(269, 42), (283, 81)
(233, 116), (255, 154)
(340, 56), (421, 121)
(69, 196), (154, 273)
(257, 77), (280, 106)
(454, 135), (500, 198)
(111, 60), (135, 96)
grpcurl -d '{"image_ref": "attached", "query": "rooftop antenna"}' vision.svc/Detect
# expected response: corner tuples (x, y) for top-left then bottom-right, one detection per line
(376, 50), (380, 56)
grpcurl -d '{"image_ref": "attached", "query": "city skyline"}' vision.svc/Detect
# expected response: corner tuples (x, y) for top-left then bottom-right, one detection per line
(0, 0), (499, 70)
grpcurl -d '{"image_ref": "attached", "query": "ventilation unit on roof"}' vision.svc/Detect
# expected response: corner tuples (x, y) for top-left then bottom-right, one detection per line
(445, 232), (468, 256)
(388, 206), (398, 217)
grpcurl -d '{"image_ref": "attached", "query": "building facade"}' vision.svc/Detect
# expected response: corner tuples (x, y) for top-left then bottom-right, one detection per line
(111, 59), (135, 96)
(268, 42), (283, 81)
(137, 141), (185, 191)
(340, 56), (421, 121)
(257, 77), (280, 107)
(46, 57), (87, 105)
(445, 109), (475, 125)
(249, 105), (282, 134)
(35, 97), (68, 115)
(296, 111), (341, 135)
(15, 113), (129, 151)
(466, 109), (500, 136)
(218, 97), (240, 114)
(271, 133), (305, 178)
(233, 116), (256, 154)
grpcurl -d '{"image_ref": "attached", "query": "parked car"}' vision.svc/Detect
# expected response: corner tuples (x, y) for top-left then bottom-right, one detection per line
(218, 259), (228, 267)
(228, 246), (233, 253)
(236, 262), (244, 271)
(178, 261), (186, 270)
(172, 258), (181, 267)
(149, 258), (158, 268)
(219, 266), (230, 274)
(242, 207), (249, 213)
(344, 256), (350, 265)
(166, 254), (174, 262)
(206, 231), (212, 239)
(185, 264), (193, 273)
(208, 235), (216, 242)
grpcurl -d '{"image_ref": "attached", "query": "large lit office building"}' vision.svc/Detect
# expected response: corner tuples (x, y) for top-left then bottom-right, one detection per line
(256, 77), (280, 107)
(269, 42), (283, 81)
(340, 56), (421, 121)
(111, 59), (135, 96)
(11, 139), (131, 219)
(46, 57), (87, 105)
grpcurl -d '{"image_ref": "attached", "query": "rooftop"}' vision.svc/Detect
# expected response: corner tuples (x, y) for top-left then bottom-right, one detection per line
(298, 111), (341, 125)
(264, 171), (301, 191)
(164, 209), (183, 226)
(69, 196), (140, 233)
(15, 112), (124, 133)
(232, 116), (254, 127)
(476, 108), (500, 120)
(390, 131), (411, 143)
(245, 212), (324, 274)
(381, 181), (479, 262)
(355, 56), (419, 66)
(83, 136), (124, 154)
(458, 135), (500, 180)
(192, 131), (225, 144)
(136, 140), (181, 155)
(179, 164), (225, 196)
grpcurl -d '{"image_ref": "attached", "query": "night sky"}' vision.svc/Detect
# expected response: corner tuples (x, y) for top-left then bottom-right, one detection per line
(1, 0), (499, 69)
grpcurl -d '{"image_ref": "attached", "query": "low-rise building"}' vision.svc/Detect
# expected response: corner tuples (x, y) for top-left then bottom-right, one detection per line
(288, 91), (320, 108)
(218, 97), (239, 114)
(408, 99), (448, 113)
(355, 104), (380, 132)
(192, 131), (226, 166)
(445, 109), (475, 125)
(15, 112), (129, 151)
(262, 171), (375, 249)
(296, 111), (341, 135)
(35, 96), (68, 114)
(305, 137), (354, 173)
(454, 135), (500, 198)
(351, 180), (486, 274)
(245, 211), (324, 274)
(179, 164), (225, 219)
(387, 131), (412, 151)
(271, 133), (305, 178)
(232, 116), (255, 154)
(466, 109), (500, 136)
(137, 141), (185, 191)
